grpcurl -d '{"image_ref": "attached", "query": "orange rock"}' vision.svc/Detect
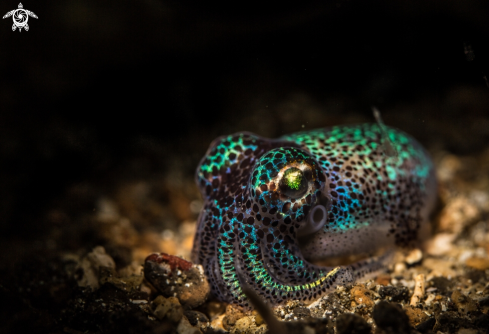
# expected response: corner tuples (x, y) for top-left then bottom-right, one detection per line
(375, 274), (391, 286)
(404, 306), (429, 326)
(351, 286), (374, 308)
(465, 257), (489, 271)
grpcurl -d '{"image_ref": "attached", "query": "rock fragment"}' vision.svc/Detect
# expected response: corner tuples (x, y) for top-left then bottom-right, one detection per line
(451, 290), (477, 315)
(378, 285), (409, 302)
(152, 295), (184, 322)
(144, 253), (210, 309)
(76, 246), (116, 289)
(209, 314), (227, 332)
(177, 316), (203, 334)
(438, 197), (479, 234)
(292, 307), (311, 319)
(410, 274), (425, 306)
(222, 305), (246, 331)
(425, 233), (456, 256)
(99, 266), (143, 292)
(231, 316), (263, 334)
(350, 285), (374, 308)
(405, 249), (423, 265)
(404, 305), (429, 327)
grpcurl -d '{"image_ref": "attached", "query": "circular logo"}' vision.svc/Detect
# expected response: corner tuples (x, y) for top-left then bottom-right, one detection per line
(13, 9), (27, 27)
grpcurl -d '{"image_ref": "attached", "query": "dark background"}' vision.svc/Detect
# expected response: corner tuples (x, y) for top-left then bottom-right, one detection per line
(1, 0), (489, 243)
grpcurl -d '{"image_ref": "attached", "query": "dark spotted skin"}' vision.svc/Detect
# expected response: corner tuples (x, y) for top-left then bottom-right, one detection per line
(192, 124), (436, 308)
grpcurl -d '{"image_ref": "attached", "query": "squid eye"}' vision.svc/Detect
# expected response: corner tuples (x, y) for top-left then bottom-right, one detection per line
(279, 167), (308, 199)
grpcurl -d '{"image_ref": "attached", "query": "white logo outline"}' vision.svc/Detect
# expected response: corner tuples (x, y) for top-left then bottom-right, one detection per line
(3, 3), (38, 32)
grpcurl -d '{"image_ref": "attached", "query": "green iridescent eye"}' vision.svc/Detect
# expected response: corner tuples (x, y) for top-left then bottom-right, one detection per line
(279, 167), (308, 199)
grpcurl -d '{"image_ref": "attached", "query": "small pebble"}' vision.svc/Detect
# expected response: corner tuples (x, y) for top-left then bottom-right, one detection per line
(153, 295), (183, 322)
(424, 294), (436, 306)
(167, 297), (184, 322)
(209, 314), (227, 332)
(438, 197), (479, 234)
(451, 290), (478, 314)
(405, 249), (423, 265)
(425, 233), (456, 256)
(222, 304), (246, 331)
(205, 301), (227, 319)
(76, 246), (116, 289)
(144, 254), (210, 309)
(293, 307), (311, 319)
(177, 316), (202, 334)
(232, 316), (257, 334)
(394, 262), (407, 274)
(351, 286), (374, 308)
(404, 305), (429, 327)
(153, 298), (171, 320)
(378, 286), (410, 302)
